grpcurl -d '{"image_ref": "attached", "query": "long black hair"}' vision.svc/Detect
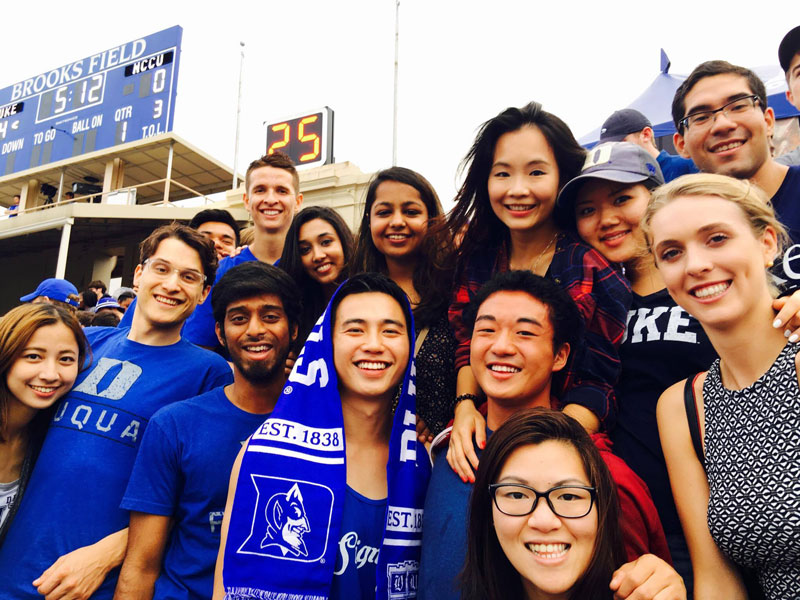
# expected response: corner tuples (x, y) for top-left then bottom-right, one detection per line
(279, 206), (354, 343)
(447, 102), (586, 274)
(351, 166), (452, 328)
(461, 408), (625, 600)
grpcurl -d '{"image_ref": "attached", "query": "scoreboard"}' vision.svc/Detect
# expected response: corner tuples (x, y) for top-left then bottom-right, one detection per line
(266, 107), (333, 169)
(0, 26), (182, 176)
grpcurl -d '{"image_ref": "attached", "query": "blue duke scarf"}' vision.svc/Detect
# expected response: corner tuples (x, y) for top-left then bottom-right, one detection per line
(222, 290), (431, 600)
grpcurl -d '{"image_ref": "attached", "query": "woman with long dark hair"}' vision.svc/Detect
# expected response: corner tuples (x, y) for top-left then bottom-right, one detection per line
(279, 206), (354, 344)
(351, 166), (456, 437)
(446, 102), (630, 480)
(0, 304), (87, 545)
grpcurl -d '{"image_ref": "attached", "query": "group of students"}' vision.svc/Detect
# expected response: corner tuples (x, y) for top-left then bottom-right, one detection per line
(1, 37), (800, 600)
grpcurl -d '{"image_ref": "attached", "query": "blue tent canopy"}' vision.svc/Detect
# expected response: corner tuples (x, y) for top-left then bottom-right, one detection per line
(579, 50), (800, 148)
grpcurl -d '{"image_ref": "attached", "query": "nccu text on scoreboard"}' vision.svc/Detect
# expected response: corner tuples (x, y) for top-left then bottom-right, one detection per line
(0, 25), (182, 176)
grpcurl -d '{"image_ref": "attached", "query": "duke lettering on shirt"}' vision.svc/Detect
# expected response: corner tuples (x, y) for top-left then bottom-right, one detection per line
(50, 357), (146, 444)
(622, 306), (697, 345)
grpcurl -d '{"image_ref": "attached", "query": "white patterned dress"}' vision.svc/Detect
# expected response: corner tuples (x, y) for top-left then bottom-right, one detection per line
(703, 343), (800, 599)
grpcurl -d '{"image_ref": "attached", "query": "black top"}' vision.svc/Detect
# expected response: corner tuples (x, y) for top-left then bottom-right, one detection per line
(611, 288), (717, 535)
(769, 166), (800, 295)
(415, 311), (458, 436)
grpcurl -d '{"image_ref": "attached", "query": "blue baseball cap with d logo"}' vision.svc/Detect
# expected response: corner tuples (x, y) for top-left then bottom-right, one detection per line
(555, 142), (664, 228)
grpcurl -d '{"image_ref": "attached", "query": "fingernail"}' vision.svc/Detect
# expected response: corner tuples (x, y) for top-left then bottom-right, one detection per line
(773, 318), (782, 328)
(790, 334), (799, 343)
(480, 441), (486, 449)
(785, 329), (792, 338)
(461, 476), (467, 483)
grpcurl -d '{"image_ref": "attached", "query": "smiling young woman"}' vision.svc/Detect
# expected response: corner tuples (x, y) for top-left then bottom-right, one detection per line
(554, 143), (718, 594)
(351, 167), (457, 438)
(0, 304), (87, 545)
(645, 173), (800, 599)
(280, 206), (354, 345)
(445, 102), (631, 483)
(462, 408), (625, 600)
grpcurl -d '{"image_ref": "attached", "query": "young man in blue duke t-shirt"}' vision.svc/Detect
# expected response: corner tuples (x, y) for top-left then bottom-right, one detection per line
(113, 262), (300, 600)
(181, 152), (304, 349)
(0, 224), (233, 600)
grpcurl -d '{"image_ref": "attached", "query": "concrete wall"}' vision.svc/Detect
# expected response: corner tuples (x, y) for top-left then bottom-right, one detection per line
(222, 161), (373, 230)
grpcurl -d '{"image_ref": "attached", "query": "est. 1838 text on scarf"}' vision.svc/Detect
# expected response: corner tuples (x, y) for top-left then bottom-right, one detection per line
(222, 295), (431, 600)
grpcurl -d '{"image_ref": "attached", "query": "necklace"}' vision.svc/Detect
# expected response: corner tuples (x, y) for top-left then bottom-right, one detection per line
(531, 233), (559, 275)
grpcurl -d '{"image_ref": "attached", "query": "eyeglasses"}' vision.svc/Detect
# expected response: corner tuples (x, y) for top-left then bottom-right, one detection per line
(489, 483), (596, 518)
(679, 95), (761, 132)
(143, 258), (206, 286)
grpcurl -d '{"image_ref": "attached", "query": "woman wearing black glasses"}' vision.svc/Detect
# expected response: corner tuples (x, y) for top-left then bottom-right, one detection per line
(461, 409), (685, 600)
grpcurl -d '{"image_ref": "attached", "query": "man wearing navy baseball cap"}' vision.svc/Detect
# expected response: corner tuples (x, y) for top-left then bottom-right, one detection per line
(20, 278), (80, 312)
(776, 25), (800, 167)
(599, 108), (697, 182)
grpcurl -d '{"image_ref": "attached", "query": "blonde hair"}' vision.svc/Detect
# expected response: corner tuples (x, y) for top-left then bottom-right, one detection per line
(642, 173), (789, 255)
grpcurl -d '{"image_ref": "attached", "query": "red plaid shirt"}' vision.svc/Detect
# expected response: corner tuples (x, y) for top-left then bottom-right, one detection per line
(449, 231), (631, 430)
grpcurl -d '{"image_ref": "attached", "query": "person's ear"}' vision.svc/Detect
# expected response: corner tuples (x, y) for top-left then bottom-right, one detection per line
(215, 322), (226, 348)
(763, 106), (775, 137)
(552, 343), (570, 373)
(674, 131), (689, 158)
(196, 284), (211, 305)
(761, 225), (779, 267)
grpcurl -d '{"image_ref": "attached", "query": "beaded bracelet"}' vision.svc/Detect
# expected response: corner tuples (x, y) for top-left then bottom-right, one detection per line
(455, 393), (481, 405)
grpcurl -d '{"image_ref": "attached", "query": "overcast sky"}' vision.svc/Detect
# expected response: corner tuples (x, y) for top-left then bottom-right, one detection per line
(4, 1), (797, 209)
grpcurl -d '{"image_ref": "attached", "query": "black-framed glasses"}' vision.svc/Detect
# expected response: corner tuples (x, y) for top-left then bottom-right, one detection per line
(679, 95), (761, 131)
(143, 258), (206, 286)
(489, 483), (596, 518)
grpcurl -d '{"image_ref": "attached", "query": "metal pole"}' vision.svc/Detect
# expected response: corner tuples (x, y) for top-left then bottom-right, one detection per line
(392, 0), (400, 166)
(233, 42), (245, 189)
(55, 218), (74, 278)
(56, 169), (65, 204)
(163, 140), (174, 204)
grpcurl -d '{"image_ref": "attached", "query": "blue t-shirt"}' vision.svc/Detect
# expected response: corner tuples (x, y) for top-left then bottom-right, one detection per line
(121, 387), (268, 600)
(656, 150), (698, 182)
(418, 440), (484, 600)
(118, 298), (135, 328)
(330, 487), (387, 600)
(182, 247), (258, 347)
(0, 327), (233, 600)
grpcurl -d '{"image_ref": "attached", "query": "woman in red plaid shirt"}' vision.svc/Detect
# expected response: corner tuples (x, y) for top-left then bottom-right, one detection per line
(444, 102), (631, 482)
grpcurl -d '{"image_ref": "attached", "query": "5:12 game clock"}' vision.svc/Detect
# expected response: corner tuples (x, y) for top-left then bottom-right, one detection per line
(0, 25), (182, 176)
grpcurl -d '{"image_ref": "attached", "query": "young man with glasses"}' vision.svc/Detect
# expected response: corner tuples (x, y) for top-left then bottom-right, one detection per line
(672, 60), (800, 244)
(419, 271), (678, 600)
(114, 263), (300, 600)
(0, 224), (233, 600)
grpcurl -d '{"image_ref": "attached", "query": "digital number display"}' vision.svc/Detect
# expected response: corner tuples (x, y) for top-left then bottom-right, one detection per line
(266, 107), (333, 169)
(0, 26), (182, 176)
